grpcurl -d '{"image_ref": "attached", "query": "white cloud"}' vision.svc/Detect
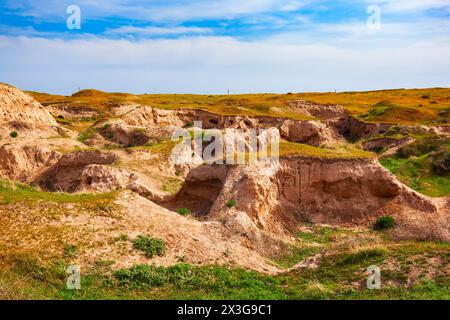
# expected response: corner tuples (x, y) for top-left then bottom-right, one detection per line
(106, 26), (213, 36)
(0, 33), (448, 95)
(3, 0), (310, 22)
(369, 0), (450, 13)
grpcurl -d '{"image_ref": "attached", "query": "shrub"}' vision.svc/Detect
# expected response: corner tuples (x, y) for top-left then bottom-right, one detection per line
(396, 136), (444, 158)
(226, 199), (236, 208)
(177, 208), (191, 216)
(9, 131), (18, 138)
(64, 244), (77, 258)
(374, 216), (396, 230)
(432, 153), (450, 176)
(133, 235), (166, 258)
(339, 248), (387, 265)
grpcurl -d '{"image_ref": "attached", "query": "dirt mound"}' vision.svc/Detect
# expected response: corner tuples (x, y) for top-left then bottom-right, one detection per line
(161, 157), (446, 242)
(95, 121), (175, 147)
(36, 150), (121, 192)
(0, 144), (61, 181)
(0, 84), (58, 137)
(286, 100), (347, 119)
(331, 117), (392, 141)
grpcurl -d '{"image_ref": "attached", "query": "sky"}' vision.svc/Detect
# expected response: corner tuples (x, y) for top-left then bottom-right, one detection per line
(0, 0), (449, 95)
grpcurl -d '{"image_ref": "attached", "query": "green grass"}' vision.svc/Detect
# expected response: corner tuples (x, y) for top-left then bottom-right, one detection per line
(77, 126), (98, 144)
(226, 199), (236, 208)
(374, 216), (396, 230)
(338, 248), (387, 266)
(280, 141), (374, 159)
(133, 236), (166, 258)
(298, 226), (342, 244)
(176, 208), (191, 216)
(1, 239), (448, 300)
(162, 177), (183, 194)
(380, 155), (450, 197)
(0, 180), (117, 205)
(272, 246), (321, 269)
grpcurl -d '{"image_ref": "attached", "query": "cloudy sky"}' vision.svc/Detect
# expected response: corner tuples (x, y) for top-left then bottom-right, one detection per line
(0, 0), (449, 94)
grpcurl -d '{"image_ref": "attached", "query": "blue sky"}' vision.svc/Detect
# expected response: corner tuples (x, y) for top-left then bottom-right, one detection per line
(0, 0), (449, 94)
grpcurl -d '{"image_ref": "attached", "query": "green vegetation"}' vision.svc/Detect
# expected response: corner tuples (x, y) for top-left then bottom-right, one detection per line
(162, 177), (182, 194)
(374, 216), (396, 230)
(380, 136), (450, 197)
(0, 180), (117, 205)
(77, 126), (97, 143)
(9, 131), (18, 138)
(133, 236), (166, 258)
(280, 141), (374, 159)
(272, 246), (321, 269)
(338, 248), (387, 265)
(298, 226), (341, 244)
(1, 238), (448, 300)
(176, 208), (191, 216)
(63, 244), (77, 258)
(226, 199), (236, 208)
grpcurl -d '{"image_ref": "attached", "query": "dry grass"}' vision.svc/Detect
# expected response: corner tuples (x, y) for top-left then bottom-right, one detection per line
(28, 88), (450, 125)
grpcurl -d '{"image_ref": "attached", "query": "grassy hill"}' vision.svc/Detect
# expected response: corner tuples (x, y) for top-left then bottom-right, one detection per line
(28, 88), (450, 125)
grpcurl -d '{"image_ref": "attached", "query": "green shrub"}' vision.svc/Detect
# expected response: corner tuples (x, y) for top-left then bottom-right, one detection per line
(374, 216), (396, 230)
(396, 136), (445, 159)
(432, 153), (450, 176)
(339, 248), (386, 265)
(9, 131), (18, 138)
(226, 199), (236, 208)
(133, 236), (166, 258)
(64, 244), (77, 258)
(177, 208), (191, 216)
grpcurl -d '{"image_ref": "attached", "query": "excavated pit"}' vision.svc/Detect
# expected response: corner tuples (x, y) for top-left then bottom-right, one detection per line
(158, 178), (225, 216)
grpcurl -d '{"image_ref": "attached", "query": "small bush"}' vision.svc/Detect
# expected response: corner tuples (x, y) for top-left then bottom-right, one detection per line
(64, 244), (77, 258)
(374, 216), (396, 230)
(133, 235), (166, 258)
(226, 199), (236, 208)
(9, 131), (18, 138)
(432, 153), (450, 176)
(57, 115), (65, 119)
(177, 208), (191, 216)
(339, 248), (387, 265)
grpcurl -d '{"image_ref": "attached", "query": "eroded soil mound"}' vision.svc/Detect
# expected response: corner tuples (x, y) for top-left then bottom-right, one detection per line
(0, 84), (58, 137)
(162, 158), (447, 242)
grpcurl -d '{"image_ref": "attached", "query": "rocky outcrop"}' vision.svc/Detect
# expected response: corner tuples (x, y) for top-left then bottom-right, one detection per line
(46, 105), (99, 120)
(161, 157), (444, 241)
(0, 84), (58, 137)
(286, 100), (347, 120)
(117, 106), (340, 147)
(0, 145), (61, 181)
(331, 117), (392, 141)
(36, 150), (120, 192)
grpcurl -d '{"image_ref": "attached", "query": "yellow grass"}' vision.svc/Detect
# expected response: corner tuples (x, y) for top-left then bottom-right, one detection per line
(28, 88), (450, 125)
